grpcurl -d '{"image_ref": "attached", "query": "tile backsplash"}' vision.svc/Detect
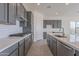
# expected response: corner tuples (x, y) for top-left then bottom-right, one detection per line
(0, 20), (22, 39)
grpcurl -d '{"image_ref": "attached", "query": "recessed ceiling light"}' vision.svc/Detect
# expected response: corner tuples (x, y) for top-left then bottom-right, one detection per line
(65, 3), (69, 5)
(37, 3), (40, 5)
(56, 12), (58, 15)
(47, 5), (51, 8)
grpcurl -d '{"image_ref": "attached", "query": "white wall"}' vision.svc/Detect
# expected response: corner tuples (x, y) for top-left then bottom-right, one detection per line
(33, 11), (43, 41)
(23, 4), (44, 41)
(0, 20), (22, 39)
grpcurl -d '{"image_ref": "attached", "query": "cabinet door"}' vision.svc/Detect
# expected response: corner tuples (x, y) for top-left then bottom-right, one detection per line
(50, 36), (57, 56)
(8, 3), (16, 25)
(54, 20), (58, 28)
(0, 3), (7, 24)
(19, 44), (24, 56)
(49, 37), (52, 50)
(24, 37), (29, 55)
(57, 20), (61, 28)
(29, 34), (33, 48)
(19, 39), (24, 56)
(24, 34), (32, 55)
(47, 34), (51, 48)
(24, 9), (27, 19)
(20, 4), (24, 17)
(27, 12), (32, 33)
(47, 35), (57, 56)
(0, 43), (18, 56)
(57, 41), (75, 56)
(16, 4), (20, 17)
(17, 4), (24, 18)
(10, 48), (18, 56)
(75, 50), (79, 56)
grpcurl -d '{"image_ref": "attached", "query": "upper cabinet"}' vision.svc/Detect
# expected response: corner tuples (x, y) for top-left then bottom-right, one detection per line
(26, 11), (32, 33)
(0, 3), (27, 25)
(8, 3), (16, 25)
(0, 3), (7, 24)
(0, 3), (16, 25)
(16, 4), (25, 18)
(16, 3), (27, 27)
(43, 20), (62, 28)
(57, 20), (61, 28)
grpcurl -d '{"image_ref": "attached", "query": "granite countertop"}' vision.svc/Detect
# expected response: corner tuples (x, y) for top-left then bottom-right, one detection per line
(0, 33), (31, 53)
(48, 33), (79, 51)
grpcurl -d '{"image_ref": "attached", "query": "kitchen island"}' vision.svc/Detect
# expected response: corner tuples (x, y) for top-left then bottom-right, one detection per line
(47, 33), (79, 56)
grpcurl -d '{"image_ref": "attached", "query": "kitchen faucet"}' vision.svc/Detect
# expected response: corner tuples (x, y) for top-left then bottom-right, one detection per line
(59, 27), (64, 36)
(62, 27), (64, 36)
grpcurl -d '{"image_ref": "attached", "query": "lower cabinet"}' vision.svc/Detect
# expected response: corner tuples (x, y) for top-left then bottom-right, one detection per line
(0, 43), (18, 56)
(25, 34), (32, 55)
(47, 35), (49, 46)
(47, 34), (75, 56)
(57, 41), (75, 56)
(10, 48), (18, 56)
(25, 37), (29, 55)
(75, 50), (79, 56)
(47, 34), (57, 56)
(47, 34), (51, 51)
(18, 39), (25, 56)
(50, 36), (57, 56)
(0, 34), (32, 56)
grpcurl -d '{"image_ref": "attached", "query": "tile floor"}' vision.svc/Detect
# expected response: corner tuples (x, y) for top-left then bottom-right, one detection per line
(27, 40), (53, 56)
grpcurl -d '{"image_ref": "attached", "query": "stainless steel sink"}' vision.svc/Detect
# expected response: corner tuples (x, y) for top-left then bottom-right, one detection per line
(9, 33), (27, 37)
(55, 35), (66, 38)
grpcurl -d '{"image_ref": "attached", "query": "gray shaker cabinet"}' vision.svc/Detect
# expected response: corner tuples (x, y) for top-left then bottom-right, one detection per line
(53, 20), (58, 28)
(0, 43), (18, 56)
(17, 4), (24, 18)
(10, 48), (18, 56)
(20, 4), (24, 17)
(50, 36), (57, 56)
(24, 34), (32, 55)
(57, 41), (75, 56)
(47, 34), (75, 56)
(53, 20), (61, 28)
(75, 50), (79, 56)
(0, 3), (7, 24)
(8, 3), (16, 25)
(0, 3), (16, 25)
(47, 34), (57, 56)
(18, 39), (25, 56)
(57, 20), (61, 28)
(16, 4), (21, 17)
(24, 37), (30, 55)
(27, 11), (32, 33)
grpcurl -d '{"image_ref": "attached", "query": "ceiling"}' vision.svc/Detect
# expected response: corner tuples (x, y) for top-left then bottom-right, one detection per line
(24, 3), (79, 17)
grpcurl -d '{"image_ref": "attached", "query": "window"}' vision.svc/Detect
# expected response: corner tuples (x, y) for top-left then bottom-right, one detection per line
(70, 21), (79, 42)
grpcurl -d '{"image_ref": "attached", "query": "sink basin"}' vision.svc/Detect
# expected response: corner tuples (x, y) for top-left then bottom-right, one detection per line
(55, 35), (66, 38)
(9, 33), (27, 37)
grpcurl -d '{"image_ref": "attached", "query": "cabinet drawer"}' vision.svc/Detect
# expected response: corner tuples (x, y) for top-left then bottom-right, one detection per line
(0, 43), (18, 56)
